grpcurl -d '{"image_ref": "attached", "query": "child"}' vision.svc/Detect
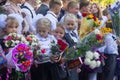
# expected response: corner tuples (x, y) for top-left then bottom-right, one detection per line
(63, 13), (80, 47)
(30, 18), (61, 80)
(63, 13), (80, 80)
(103, 21), (120, 80)
(0, 15), (19, 80)
(52, 22), (69, 80)
(45, 0), (62, 31)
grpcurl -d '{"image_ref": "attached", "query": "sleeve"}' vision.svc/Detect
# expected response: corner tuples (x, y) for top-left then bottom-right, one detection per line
(104, 34), (118, 53)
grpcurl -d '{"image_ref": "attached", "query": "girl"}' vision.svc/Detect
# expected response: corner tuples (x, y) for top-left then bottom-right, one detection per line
(0, 15), (19, 80)
(63, 13), (80, 80)
(30, 18), (61, 80)
(63, 13), (80, 47)
(53, 22), (69, 80)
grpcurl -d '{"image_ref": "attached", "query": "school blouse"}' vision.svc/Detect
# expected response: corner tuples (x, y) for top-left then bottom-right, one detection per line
(104, 33), (118, 55)
(36, 34), (57, 64)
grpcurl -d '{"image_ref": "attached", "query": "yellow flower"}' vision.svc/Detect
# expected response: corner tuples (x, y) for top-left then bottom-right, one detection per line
(106, 20), (112, 23)
(88, 14), (94, 19)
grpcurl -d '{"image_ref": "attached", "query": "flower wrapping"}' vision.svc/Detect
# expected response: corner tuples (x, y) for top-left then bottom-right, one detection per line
(6, 43), (33, 72)
(78, 13), (101, 40)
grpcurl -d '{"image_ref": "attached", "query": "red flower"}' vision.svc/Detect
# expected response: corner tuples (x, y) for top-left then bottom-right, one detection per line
(57, 39), (68, 51)
(96, 34), (103, 40)
(82, 12), (88, 17)
(93, 16), (97, 21)
(41, 49), (46, 54)
(22, 60), (30, 67)
(26, 36), (32, 41)
(6, 36), (12, 41)
(17, 45), (24, 51)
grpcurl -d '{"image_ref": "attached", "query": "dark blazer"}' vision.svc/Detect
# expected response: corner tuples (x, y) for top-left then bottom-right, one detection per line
(36, 4), (49, 16)
(63, 33), (77, 48)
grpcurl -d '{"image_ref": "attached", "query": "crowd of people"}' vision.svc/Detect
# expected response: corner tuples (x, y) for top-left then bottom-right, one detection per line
(0, 0), (120, 80)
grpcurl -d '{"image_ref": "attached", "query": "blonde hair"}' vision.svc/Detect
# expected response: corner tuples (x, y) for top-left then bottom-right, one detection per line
(56, 22), (65, 32)
(6, 16), (19, 27)
(64, 13), (78, 27)
(36, 18), (51, 33)
(1, 16), (19, 37)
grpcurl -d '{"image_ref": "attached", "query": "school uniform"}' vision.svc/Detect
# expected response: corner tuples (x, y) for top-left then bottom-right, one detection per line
(30, 34), (62, 80)
(63, 29), (79, 47)
(36, 4), (49, 16)
(103, 33), (118, 80)
(45, 11), (58, 30)
(63, 29), (80, 80)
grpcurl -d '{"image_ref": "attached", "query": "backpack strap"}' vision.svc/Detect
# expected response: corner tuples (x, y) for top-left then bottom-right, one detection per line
(20, 4), (34, 18)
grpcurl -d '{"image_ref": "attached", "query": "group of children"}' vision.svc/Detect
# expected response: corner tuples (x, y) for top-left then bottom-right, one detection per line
(0, 0), (120, 80)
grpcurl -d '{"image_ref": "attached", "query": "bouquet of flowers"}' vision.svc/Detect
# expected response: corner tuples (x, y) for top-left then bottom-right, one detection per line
(78, 13), (101, 40)
(83, 51), (101, 70)
(4, 33), (28, 48)
(6, 43), (33, 72)
(33, 47), (51, 63)
(26, 34), (39, 48)
(51, 38), (68, 55)
(108, 1), (120, 37)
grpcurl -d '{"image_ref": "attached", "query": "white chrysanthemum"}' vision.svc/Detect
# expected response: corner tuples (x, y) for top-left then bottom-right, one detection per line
(15, 40), (20, 44)
(11, 40), (15, 46)
(33, 38), (37, 42)
(93, 52), (100, 59)
(96, 61), (101, 67)
(31, 42), (38, 46)
(85, 51), (93, 59)
(89, 61), (97, 69)
(37, 50), (41, 55)
(84, 58), (91, 65)
(5, 41), (9, 47)
(94, 29), (101, 34)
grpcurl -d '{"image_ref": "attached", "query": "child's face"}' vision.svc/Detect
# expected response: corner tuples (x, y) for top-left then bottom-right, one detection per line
(68, 4), (79, 15)
(5, 24), (18, 34)
(38, 26), (49, 38)
(91, 4), (98, 14)
(53, 27), (65, 39)
(65, 19), (76, 31)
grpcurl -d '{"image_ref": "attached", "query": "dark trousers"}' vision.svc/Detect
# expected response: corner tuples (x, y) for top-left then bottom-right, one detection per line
(30, 62), (61, 80)
(103, 54), (117, 80)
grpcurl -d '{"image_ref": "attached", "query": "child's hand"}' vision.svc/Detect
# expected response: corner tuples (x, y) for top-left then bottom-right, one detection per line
(76, 67), (81, 73)
(50, 54), (61, 63)
(117, 39), (120, 44)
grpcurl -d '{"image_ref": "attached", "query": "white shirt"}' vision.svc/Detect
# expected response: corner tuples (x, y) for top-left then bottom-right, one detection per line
(45, 11), (58, 30)
(21, 2), (37, 33)
(104, 33), (118, 55)
(99, 16), (108, 28)
(36, 34), (57, 64)
(65, 29), (80, 43)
